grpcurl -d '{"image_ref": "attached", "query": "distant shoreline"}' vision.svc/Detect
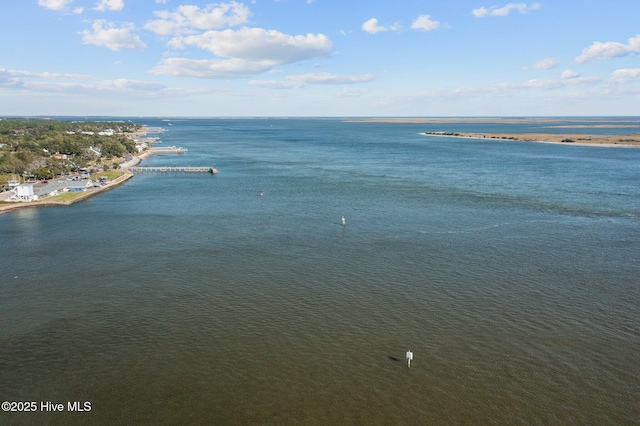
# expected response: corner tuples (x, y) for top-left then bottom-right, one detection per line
(344, 117), (640, 147)
(420, 131), (640, 147)
(344, 117), (640, 126)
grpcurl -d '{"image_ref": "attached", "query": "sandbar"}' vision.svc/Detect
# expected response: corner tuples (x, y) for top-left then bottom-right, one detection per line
(345, 117), (640, 147)
(421, 132), (640, 147)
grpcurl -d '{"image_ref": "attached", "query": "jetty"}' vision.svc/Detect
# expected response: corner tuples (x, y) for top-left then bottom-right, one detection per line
(131, 166), (218, 174)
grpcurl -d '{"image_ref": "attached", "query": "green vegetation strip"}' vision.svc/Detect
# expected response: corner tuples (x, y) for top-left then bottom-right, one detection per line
(92, 170), (122, 180)
(44, 191), (85, 202)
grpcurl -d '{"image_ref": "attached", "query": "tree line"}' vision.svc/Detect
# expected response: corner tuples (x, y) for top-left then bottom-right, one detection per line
(0, 118), (142, 180)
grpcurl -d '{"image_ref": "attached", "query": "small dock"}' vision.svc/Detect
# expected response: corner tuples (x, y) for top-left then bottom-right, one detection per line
(131, 166), (218, 174)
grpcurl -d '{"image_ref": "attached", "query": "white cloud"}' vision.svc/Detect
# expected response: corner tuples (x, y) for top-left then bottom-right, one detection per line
(575, 34), (640, 63)
(0, 67), (87, 80)
(0, 66), (166, 96)
(472, 3), (541, 18)
(411, 15), (441, 32)
(151, 58), (275, 79)
(525, 57), (558, 70)
(38, 0), (74, 11)
(80, 20), (146, 51)
(248, 80), (295, 89)
(564, 76), (600, 85)
(0, 66), (88, 90)
(519, 78), (564, 90)
(362, 18), (387, 34)
(176, 27), (332, 64)
(0, 78), (24, 89)
(560, 69), (579, 79)
(610, 68), (640, 84)
(145, 2), (250, 36)
(445, 74), (601, 99)
(29, 79), (165, 95)
(155, 0), (168, 3)
(506, 76), (600, 91)
(384, 74), (607, 114)
(94, 0), (124, 12)
(250, 72), (374, 89)
(288, 73), (374, 85)
(97, 79), (165, 91)
(149, 12), (332, 79)
(73, 7), (83, 14)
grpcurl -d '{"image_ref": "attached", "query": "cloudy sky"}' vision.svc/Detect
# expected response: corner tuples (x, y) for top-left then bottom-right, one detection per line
(1, 0), (639, 116)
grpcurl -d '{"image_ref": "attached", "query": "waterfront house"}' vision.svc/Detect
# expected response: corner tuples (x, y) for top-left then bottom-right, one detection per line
(134, 141), (148, 152)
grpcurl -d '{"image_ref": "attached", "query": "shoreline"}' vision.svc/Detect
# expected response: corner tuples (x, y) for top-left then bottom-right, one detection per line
(0, 127), (156, 215)
(345, 117), (640, 147)
(420, 132), (640, 148)
(0, 169), (136, 215)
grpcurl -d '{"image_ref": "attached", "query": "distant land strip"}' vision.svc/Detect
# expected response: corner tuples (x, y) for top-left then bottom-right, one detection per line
(345, 117), (640, 125)
(343, 118), (640, 146)
(421, 132), (640, 147)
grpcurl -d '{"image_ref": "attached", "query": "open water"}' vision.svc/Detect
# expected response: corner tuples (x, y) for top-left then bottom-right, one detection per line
(1, 118), (639, 425)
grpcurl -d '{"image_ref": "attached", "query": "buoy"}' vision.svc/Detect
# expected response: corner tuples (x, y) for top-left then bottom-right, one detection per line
(341, 216), (346, 226)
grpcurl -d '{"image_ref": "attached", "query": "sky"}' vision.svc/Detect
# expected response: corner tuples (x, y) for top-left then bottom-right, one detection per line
(0, 0), (639, 116)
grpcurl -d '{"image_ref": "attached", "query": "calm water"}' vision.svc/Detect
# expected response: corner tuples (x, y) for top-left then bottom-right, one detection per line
(1, 118), (639, 425)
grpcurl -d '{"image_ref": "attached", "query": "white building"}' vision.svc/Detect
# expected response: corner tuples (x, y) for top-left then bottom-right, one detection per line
(14, 183), (36, 201)
(135, 141), (148, 152)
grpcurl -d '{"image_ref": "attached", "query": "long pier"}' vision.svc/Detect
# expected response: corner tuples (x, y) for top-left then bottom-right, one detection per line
(150, 146), (187, 154)
(131, 166), (218, 174)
